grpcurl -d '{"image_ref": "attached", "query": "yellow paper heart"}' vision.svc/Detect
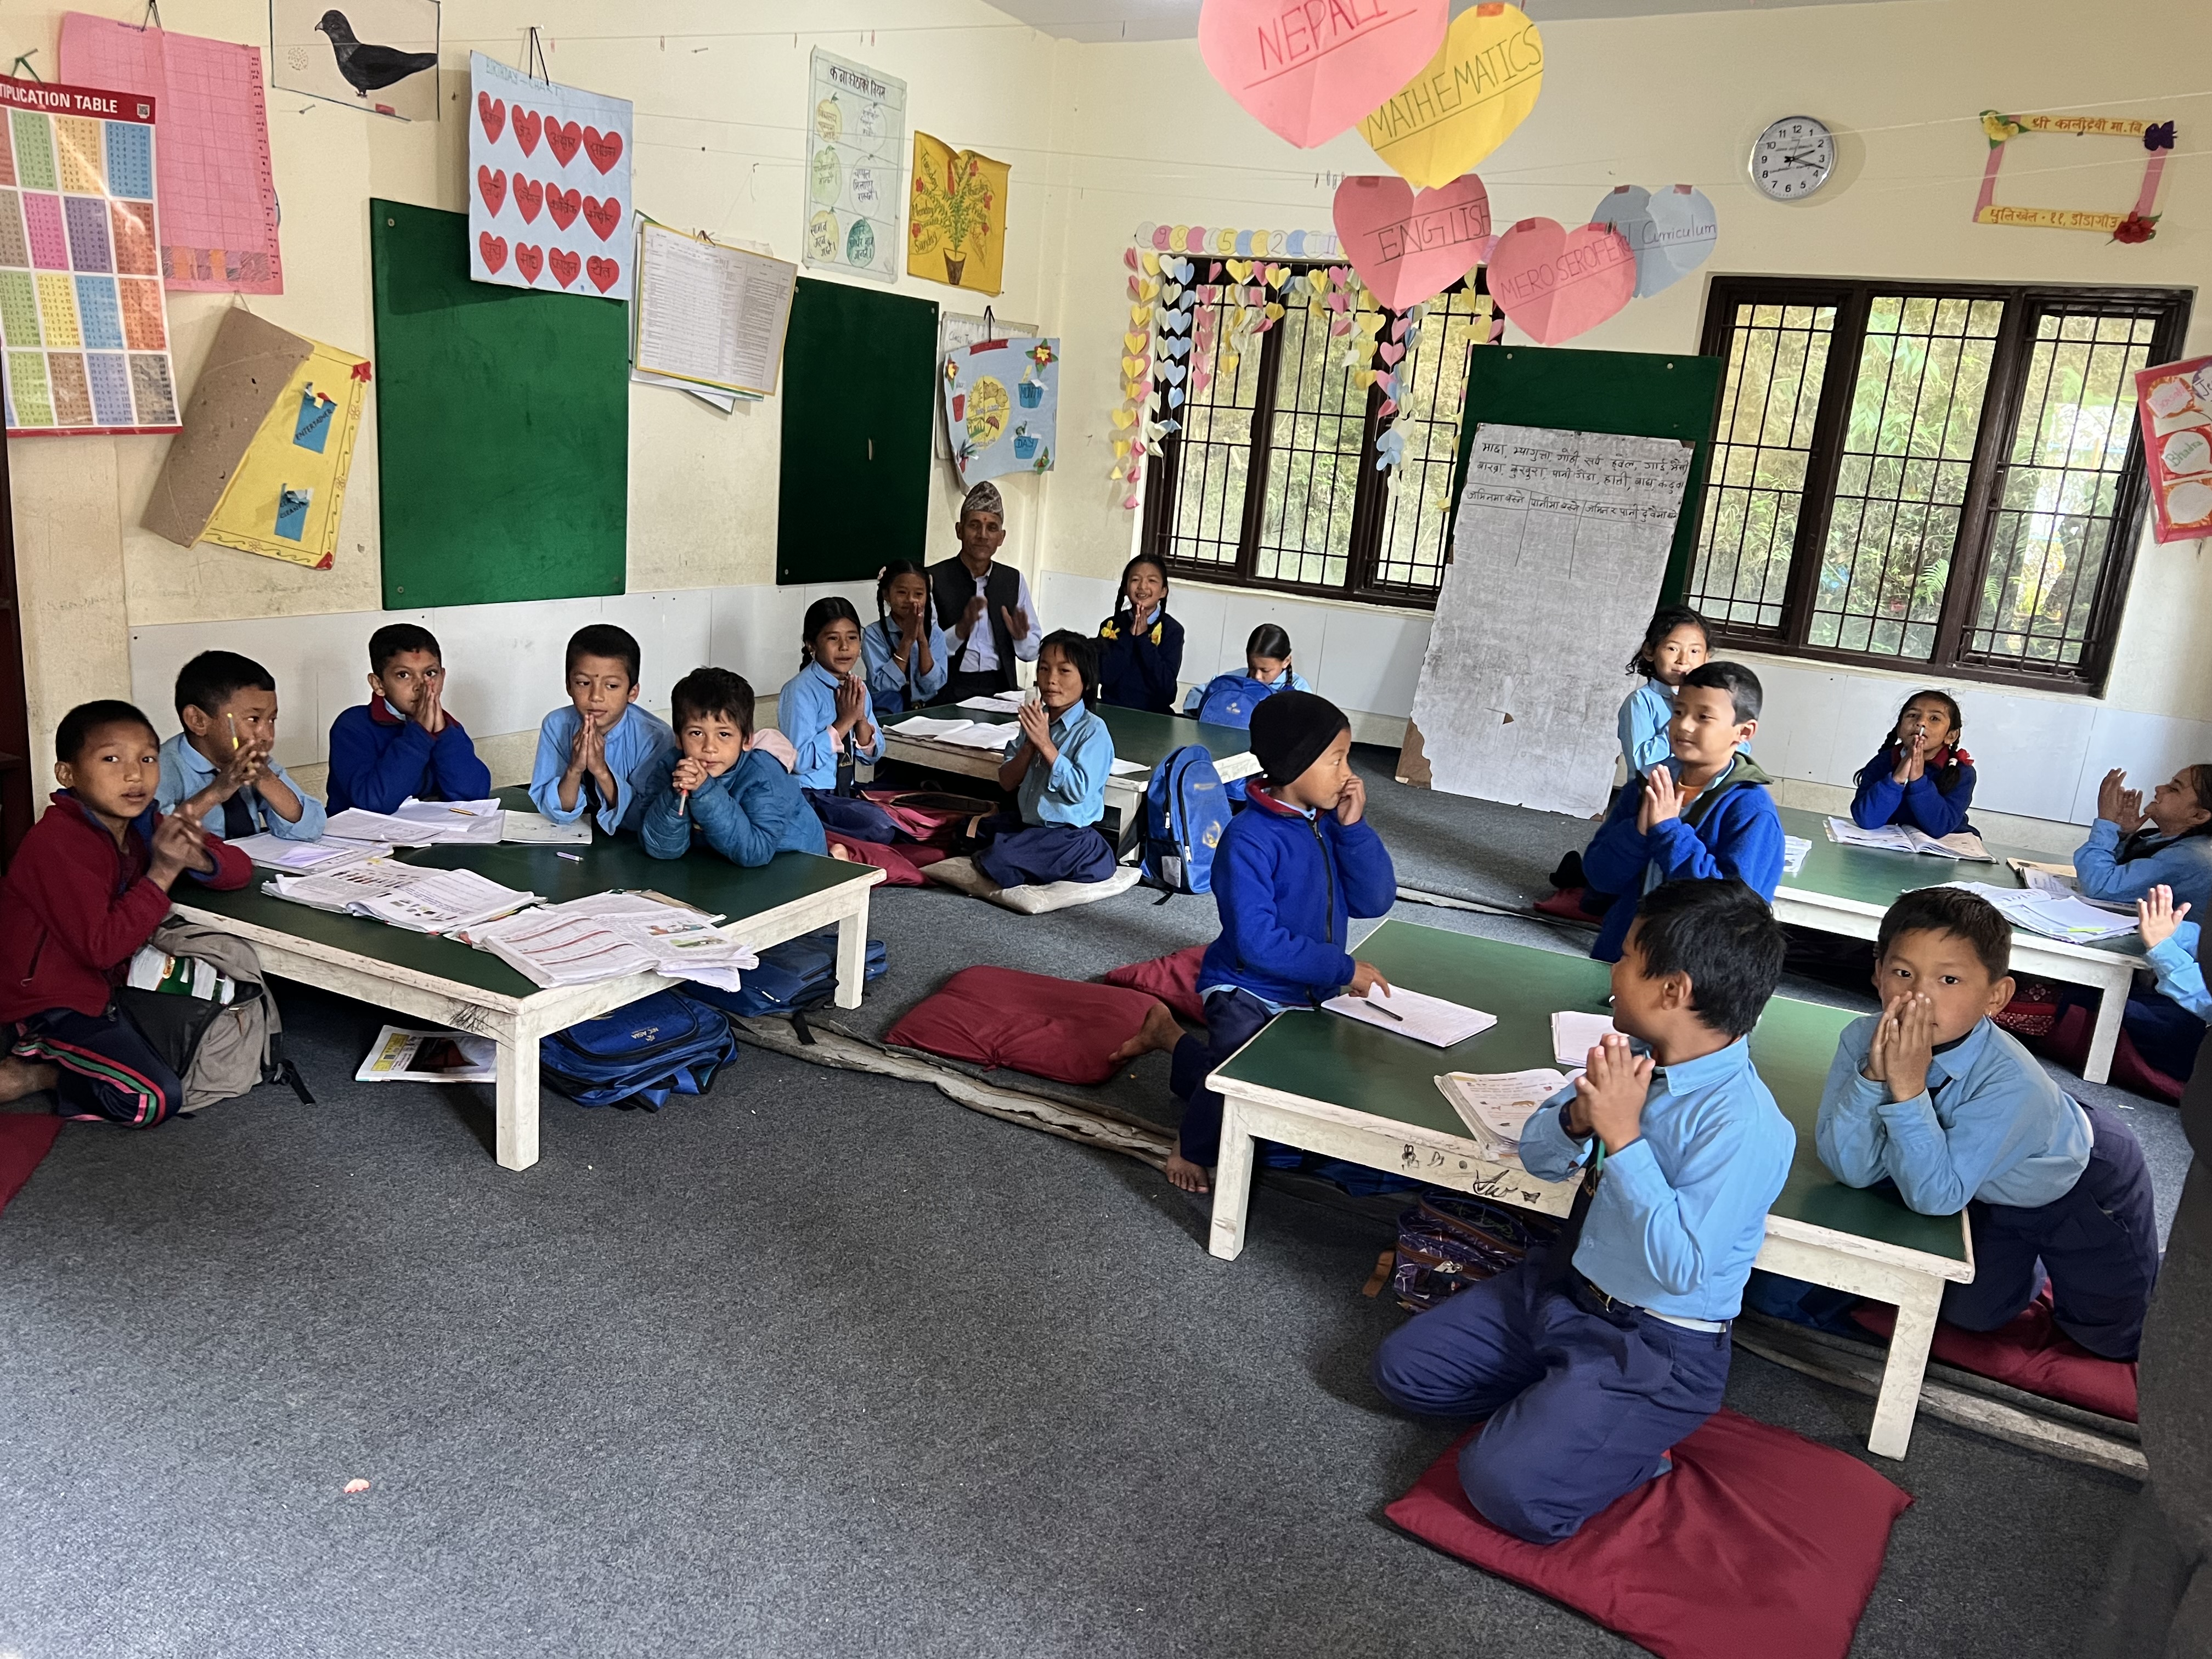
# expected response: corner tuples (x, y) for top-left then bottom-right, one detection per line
(1113, 439), (1130, 458)
(1226, 259), (1254, 283)
(1352, 368), (1376, 389)
(1142, 251), (1161, 275)
(1305, 269), (1330, 296)
(1122, 354), (1145, 378)
(1126, 380), (1148, 401)
(1361, 3), (1544, 189)
(1138, 278), (1160, 301)
(1124, 330), (1147, 354)
(1131, 303), (1152, 326)
(1264, 302), (1285, 320)
(1111, 406), (1136, 429)
(1222, 350), (1240, 371)
(1111, 465), (1124, 480)
(1265, 264), (1290, 286)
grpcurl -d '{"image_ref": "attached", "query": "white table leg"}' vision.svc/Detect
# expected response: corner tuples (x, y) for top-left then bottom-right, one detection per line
(1867, 1274), (1943, 1459)
(2082, 973), (2128, 1086)
(495, 1021), (540, 1172)
(833, 902), (867, 1010)
(1207, 1097), (1258, 1261)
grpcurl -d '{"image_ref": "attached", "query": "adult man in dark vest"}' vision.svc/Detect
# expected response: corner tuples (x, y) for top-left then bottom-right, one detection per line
(929, 481), (1038, 702)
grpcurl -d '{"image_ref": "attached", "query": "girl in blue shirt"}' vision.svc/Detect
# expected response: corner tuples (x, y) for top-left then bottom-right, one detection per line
(1617, 605), (1709, 777)
(969, 630), (1118, 889)
(860, 560), (949, 716)
(2075, 763), (2212, 919)
(1850, 689), (1978, 838)
(1096, 555), (1184, 714)
(778, 599), (884, 795)
(2129, 885), (2211, 1088)
(1182, 623), (1312, 716)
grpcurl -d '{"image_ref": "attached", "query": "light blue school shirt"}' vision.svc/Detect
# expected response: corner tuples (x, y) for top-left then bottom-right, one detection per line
(1617, 678), (1674, 776)
(1017, 701), (1114, 828)
(1518, 1036), (1793, 1322)
(528, 702), (678, 834)
(2147, 918), (2212, 1022)
(1182, 668), (1311, 714)
(155, 730), (327, 841)
(860, 616), (951, 713)
(1816, 1014), (2090, 1214)
(776, 663), (887, 791)
(2073, 820), (2212, 920)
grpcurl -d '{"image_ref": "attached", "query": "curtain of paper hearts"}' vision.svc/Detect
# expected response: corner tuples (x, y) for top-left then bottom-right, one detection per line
(909, 133), (1011, 295)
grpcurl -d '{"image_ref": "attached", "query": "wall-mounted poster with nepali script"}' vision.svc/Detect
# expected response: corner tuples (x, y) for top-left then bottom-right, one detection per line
(469, 53), (632, 301)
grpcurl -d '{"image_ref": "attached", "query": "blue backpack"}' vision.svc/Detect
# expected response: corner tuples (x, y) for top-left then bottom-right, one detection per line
(539, 989), (740, 1110)
(682, 930), (888, 1023)
(1194, 673), (1275, 729)
(1140, 745), (1230, 899)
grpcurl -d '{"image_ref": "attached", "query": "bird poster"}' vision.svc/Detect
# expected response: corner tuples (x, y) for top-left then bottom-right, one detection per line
(467, 53), (633, 302)
(942, 337), (1056, 487)
(803, 49), (904, 286)
(907, 133), (1009, 296)
(270, 0), (439, 123)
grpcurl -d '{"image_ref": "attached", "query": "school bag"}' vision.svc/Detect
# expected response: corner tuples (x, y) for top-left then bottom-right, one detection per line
(539, 989), (740, 1110)
(1193, 673), (1276, 729)
(115, 917), (310, 1112)
(1386, 1194), (1561, 1313)
(1139, 745), (1229, 900)
(681, 930), (889, 1041)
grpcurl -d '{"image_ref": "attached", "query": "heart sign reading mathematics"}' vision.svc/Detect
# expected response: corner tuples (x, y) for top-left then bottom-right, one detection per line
(1359, 3), (1543, 190)
(1333, 173), (1491, 310)
(468, 52), (633, 301)
(1198, 0), (1447, 149)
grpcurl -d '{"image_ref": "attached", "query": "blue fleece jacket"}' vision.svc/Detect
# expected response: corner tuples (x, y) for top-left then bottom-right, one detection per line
(1582, 753), (1785, 962)
(1849, 744), (1977, 837)
(638, 748), (825, 866)
(1097, 607), (1185, 714)
(1195, 788), (1398, 1007)
(326, 700), (494, 815)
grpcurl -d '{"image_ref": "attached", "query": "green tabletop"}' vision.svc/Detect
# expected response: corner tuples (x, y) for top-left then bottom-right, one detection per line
(898, 701), (1254, 770)
(179, 787), (875, 1001)
(1214, 918), (1968, 1265)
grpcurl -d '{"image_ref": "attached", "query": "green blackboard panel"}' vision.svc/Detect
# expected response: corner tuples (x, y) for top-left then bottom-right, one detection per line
(369, 199), (628, 609)
(1445, 345), (1724, 600)
(778, 278), (938, 585)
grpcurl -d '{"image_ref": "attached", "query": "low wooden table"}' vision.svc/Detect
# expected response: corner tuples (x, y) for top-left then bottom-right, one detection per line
(175, 792), (881, 1171)
(1205, 920), (1974, 1460)
(1773, 805), (2142, 1084)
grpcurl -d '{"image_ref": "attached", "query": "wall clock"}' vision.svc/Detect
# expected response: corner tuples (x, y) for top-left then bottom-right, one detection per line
(1751, 116), (1835, 201)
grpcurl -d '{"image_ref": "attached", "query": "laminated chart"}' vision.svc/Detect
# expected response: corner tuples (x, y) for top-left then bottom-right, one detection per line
(0, 72), (181, 436)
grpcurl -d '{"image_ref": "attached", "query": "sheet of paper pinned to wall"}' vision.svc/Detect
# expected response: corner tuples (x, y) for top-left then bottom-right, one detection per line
(632, 221), (796, 398)
(803, 49), (904, 285)
(1405, 425), (1692, 816)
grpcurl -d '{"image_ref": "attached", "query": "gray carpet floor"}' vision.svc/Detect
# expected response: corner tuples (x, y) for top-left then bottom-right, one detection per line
(0, 754), (2187, 1658)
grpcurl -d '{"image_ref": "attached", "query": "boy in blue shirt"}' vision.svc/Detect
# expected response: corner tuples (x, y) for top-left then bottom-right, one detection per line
(1581, 661), (1781, 963)
(968, 630), (1118, 889)
(1816, 885), (2159, 1359)
(155, 650), (326, 842)
(528, 624), (677, 836)
(326, 623), (493, 814)
(640, 668), (825, 865)
(1372, 878), (1795, 1544)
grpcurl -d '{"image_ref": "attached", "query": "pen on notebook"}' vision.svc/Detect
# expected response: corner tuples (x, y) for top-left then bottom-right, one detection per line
(1365, 995), (1404, 1022)
(557, 851), (583, 862)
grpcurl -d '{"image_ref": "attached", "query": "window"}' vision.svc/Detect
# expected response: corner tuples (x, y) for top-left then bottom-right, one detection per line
(1688, 277), (2190, 691)
(1142, 266), (1493, 607)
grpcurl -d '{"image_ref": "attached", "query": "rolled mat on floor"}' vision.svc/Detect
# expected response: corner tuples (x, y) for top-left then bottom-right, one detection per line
(0, 1114), (64, 1218)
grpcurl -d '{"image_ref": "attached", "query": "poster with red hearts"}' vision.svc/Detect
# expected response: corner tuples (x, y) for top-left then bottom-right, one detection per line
(467, 52), (631, 301)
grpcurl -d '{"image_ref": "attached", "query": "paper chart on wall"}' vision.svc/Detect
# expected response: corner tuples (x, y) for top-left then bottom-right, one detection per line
(908, 132), (1009, 296)
(201, 335), (370, 567)
(469, 53), (633, 301)
(632, 221), (797, 398)
(943, 336), (1056, 486)
(935, 310), (1037, 460)
(2135, 354), (2212, 543)
(1404, 425), (1691, 816)
(0, 73), (182, 436)
(58, 13), (282, 294)
(271, 0), (439, 123)
(803, 49), (904, 285)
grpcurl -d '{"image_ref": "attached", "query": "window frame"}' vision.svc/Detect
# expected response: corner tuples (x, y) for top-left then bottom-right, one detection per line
(1691, 275), (2191, 695)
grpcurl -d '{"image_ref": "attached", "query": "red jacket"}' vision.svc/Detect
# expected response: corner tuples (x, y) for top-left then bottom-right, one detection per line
(1, 792), (252, 1022)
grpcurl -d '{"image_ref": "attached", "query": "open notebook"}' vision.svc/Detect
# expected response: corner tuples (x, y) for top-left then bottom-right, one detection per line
(1435, 1068), (1568, 1165)
(1825, 816), (1992, 862)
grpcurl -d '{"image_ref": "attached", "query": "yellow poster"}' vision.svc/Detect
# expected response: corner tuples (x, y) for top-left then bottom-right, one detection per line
(201, 340), (370, 569)
(907, 132), (1009, 295)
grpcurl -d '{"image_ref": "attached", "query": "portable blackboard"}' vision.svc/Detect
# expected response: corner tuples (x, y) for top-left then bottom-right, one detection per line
(370, 199), (628, 609)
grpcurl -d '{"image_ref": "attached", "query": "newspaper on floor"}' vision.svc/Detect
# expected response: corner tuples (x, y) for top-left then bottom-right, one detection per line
(1435, 1068), (1569, 1165)
(223, 831), (383, 873)
(355, 868), (542, 934)
(356, 1025), (498, 1084)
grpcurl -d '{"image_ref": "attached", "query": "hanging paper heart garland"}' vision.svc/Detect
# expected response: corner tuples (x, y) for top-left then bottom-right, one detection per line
(1587, 183), (1719, 300)
(1332, 172), (1493, 311)
(1360, 3), (1544, 190)
(1486, 217), (1635, 344)
(1199, 0), (1448, 149)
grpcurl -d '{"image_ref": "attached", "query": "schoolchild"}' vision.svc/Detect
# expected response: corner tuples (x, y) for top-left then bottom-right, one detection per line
(2073, 763), (2212, 919)
(861, 560), (951, 716)
(778, 597), (886, 812)
(326, 623), (493, 814)
(968, 630), (1119, 889)
(1617, 605), (1710, 776)
(1183, 623), (1312, 716)
(2130, 884), (2212, 1085)
(1096, 554), (1184, 714)
(155, 650), (325, 842)
(640, 668), (825, 865)
(527, 624), (678, 835)
(1849, 689), (1976, 838)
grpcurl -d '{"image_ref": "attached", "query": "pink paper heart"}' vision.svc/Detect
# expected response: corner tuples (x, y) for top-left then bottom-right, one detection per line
(1192, 370), (1211, 393)
(1209, 261), (1222, 280)
(1486, 218), (1634, 345)
(1198, 0), (1447, 148)
(1124, 248), (1139, 271)
(1391, 316), (1409, 340)
(1332, 173), (1493, 312)
(1377, 398), (1398, 419)
(1329, 317), (1353, 336)
(1377, 341), (1406, 365)
(1123, 495), (1141, 510)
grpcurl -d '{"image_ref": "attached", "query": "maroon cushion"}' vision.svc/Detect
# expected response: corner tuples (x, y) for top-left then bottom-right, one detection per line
(1102, 945), (1207, 1024)
(884, 967), (1158, 1085)
(1534, 888), (1595, 923)
(826, 833), (928, 887)
(0, 1114), (62, 1219)
(1386, 1409), (1911, 1659)
(1852, 1295), (2138, 1422)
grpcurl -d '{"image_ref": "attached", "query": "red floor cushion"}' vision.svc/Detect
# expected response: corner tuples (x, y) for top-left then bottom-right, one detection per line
(0, 1114), (63, 1219)
(1534, 888), (1596, 923)
(1386, 1409), (1910, 1659)
(1102, 945), (1207, 1024)
(826, 833), (928, 886)
(2039, 1005), (2183, 1102)
(884, 967), (1156, 1085)
(1853, 1294), (2138, 1422)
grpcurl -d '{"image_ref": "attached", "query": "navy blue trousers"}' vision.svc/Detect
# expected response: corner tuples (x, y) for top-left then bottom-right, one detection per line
(972, 812), (1116, 889)
(11, 1006), (183, 1128)
(1372, 1259), (1733, 1544)
(804, 788), (899, 845)
(2123, 990), (2204, 1082)
(1945, 1101), (2160, 1360)
(1168, 986), (1276, 1166)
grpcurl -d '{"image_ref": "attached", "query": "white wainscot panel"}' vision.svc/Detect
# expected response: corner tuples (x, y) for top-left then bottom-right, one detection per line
(2072, 707), (2212, 823)
(1313, 603), (1432, 719)
(1948, 686), (2096, 822)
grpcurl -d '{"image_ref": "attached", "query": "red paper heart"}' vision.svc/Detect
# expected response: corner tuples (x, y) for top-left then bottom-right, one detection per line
(476, 165), (506, 216)
(1487, 218), (1634, 345)
(512, 107), (542, 157)
(1333, 173), (1493, 311)
(514, 176), (543, 223)
(582, 195), (622, 241)
(586, 255), (620, 294)
(582, 126), (623, 174)
(515, 242), (544, 283)
(545, 184), (580, 231)
(477, 92), (505, 144)
(478, 231), (507, 273)
(1198, 0), (1447, 149)
(545, 117), (582, 167)
(548, 246), (580, 288)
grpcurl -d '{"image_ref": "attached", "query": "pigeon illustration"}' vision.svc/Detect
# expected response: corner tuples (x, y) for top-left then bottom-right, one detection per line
(313, 10), (438, 98)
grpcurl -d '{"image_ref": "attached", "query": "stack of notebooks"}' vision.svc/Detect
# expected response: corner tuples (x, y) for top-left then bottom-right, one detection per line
(466, 893), (757, 991)
(1948, 881), (2138, 944)
(268, 862), (543, 934)
(1433, 1069), (1570, 1166)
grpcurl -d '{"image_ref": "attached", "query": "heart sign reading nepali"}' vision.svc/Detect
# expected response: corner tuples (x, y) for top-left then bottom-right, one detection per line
(1486, 218), (1634, 343)
(1332, 173), (1491, 309)
(1359, 3), (1544, 189)
(1199, 0), (1448, 149)
(1587, 184), (1719, 300)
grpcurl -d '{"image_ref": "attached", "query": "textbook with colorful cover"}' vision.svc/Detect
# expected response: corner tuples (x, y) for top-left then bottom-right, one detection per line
(356, 1026), (498, 1084)
(1435, 1068), (1569, 1166)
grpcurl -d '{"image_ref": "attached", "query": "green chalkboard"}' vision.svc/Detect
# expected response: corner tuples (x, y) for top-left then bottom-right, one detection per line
(369, 199), (628, 609)
(1445, 345), (1724, 599)
(777, 278), (939, 585)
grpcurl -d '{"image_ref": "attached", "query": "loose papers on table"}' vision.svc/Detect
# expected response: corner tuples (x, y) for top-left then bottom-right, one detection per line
(1435, 1068), (1569, 1166)
(1323, 985), (1497, 1047)
(1948, 882), (2140, 943)
(1550, 1010), (1621, 1068)
(1781, 835), (1812, 878)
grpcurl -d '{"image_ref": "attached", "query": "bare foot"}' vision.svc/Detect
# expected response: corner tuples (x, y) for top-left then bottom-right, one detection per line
(1107, 999), (1183, 1066)
(828, 843), (854, 862)
(0, 1054), (58, 1106)
(1164, 1152), (1211, 1194)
